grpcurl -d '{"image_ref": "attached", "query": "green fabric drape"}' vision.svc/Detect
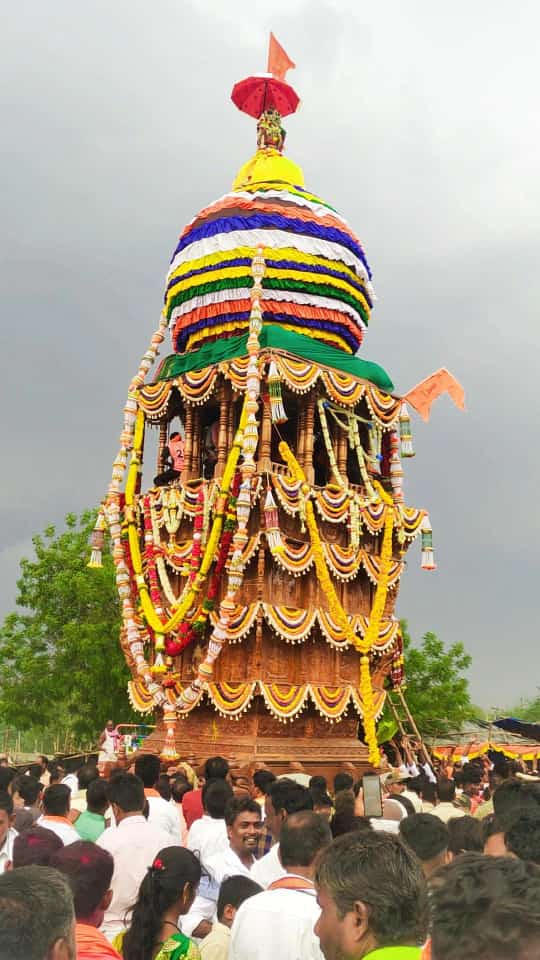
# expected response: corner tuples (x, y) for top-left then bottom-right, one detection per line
(154, 324), (394, 392)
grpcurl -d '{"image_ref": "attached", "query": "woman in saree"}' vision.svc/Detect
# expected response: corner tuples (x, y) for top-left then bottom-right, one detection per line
(116, 846), (202, 960)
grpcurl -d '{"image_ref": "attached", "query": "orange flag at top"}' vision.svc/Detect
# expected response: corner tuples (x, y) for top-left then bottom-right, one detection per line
(404, 368), (466, 422)
(267, 32), (296, 81)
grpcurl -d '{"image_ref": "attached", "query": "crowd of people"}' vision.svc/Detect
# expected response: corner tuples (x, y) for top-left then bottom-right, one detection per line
(0, 746), (540, 959)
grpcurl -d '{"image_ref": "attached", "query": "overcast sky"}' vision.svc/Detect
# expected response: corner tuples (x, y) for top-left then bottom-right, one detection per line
(1, 0), (539, 710)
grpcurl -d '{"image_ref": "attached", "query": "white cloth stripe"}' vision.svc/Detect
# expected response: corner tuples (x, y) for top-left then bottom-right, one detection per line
(168, 230), (371, 288)
(169, 286), (365, 329)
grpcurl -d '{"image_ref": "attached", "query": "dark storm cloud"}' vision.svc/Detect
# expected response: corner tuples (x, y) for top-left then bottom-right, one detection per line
(1, 0), (538, 707)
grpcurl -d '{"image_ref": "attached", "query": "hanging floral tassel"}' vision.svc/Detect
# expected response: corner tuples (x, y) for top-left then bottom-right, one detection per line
(160, 705), (179, 762)
(152, 634), (168, 674)
(87, 508), (106, 568)
(399, 402), (415, 457)
(421, 514), (436, 570)
(264, 488), (283, 551)
(267, 360), (288, 424)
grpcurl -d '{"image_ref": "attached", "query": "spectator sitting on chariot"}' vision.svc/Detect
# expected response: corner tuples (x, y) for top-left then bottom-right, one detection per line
(154, 431), (185, 486)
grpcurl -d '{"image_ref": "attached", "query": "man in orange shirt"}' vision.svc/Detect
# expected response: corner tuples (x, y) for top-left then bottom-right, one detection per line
(53, 840), (121, 959)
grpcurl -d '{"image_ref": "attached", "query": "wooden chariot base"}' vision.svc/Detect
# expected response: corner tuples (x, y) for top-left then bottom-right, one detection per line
(139, 698), (369, 780)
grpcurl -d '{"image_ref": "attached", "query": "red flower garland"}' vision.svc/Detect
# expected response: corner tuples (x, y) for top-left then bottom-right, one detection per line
(164, 472), (240, 657)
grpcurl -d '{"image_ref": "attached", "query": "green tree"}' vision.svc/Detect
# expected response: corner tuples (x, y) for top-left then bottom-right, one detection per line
(0, 511), (134, 743)
(393, 620), (477, 737)
(507, 692), (540, 722)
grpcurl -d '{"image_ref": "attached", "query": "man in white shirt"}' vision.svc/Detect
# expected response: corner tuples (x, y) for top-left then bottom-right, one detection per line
(0, 791), (17, 874)
(251, 778), (313, 889)
(187, 778), (232, 867)
(183, 796), (262, 939)
(98, 771), (178, 941)
(230, 810), (331, 960)
(432, 777), (461, 823)
(134, 754), (182, 842)
(38, 784), (80, 845)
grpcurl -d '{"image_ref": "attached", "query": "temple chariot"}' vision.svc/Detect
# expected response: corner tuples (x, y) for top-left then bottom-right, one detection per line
(92, 42), (447, 772)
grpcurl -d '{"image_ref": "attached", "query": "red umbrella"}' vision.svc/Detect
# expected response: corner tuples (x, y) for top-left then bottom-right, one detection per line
(231, 73), (300, 119)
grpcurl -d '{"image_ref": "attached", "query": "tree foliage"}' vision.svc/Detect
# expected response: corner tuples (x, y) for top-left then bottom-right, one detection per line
(507, 692), (540, 722)
(397, 620), (478, 737)
(0, 511), (134, 743)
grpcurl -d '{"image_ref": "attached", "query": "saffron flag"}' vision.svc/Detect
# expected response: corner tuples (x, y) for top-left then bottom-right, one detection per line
(267, 32), (296, 81)
(404, 368), (466, 422)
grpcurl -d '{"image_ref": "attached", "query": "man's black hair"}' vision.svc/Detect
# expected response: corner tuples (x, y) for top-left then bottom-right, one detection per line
(505, 811), (540, 865)
(316, 831), (428, 947)
(12, 826), (63, 868)
(26, 764), (43, 780)
(309, 775), (328, 792)
(216, 874), (262, 921)
(492, 779), (527, 816)
(0, 790), (14, 817)
(333, 772), (354, 794)
(204, 756), (229, 780)
(430, 854), (540, 960)
(252, 770), (276, 794)
(86, 777), (108, 814)
(279, 810), (332, 867)
(421, 781), (437, 805)
(203, 778), (233, 819)
(171, 778), (191, 804)
(399, 813), (449, 862)
(105, 772), (145, 812)
(13, 775), (41, 808)
(267, 778), (313, 816)
(0, 865), (74, 960)
(447, 815), (483, 855)
(437, 778), (456, 803)
(134, 753), (161, 788)
(0, 768), (16, 792)
(49, 761), (66, 782)
(156, 774), (171, 801)
(224, 796), (261, 827)
(311, 790), (333, 809)
(482, 813), (513, 844)
(461, 763), (482, 787)
(42, 784), (71, 817)
(77, 764), (99, 791)
(52, 840), (114, 920)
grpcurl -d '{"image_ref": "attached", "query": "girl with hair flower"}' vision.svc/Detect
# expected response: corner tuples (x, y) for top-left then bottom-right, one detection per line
(115, 846), (202, 960)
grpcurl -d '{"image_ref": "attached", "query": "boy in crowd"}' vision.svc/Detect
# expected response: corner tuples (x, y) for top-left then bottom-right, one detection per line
(200, 875), (262, 960)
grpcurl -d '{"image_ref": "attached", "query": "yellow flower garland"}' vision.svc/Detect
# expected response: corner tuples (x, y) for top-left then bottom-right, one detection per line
(126, 398), (248, 635)
(278, 440), (394, 766)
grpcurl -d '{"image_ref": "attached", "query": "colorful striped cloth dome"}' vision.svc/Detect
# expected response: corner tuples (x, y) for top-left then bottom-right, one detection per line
(164, 150), (374, 356)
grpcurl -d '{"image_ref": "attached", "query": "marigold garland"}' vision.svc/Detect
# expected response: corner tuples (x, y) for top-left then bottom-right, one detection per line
(125, 400), (248, 637)
(278, 440), (394, 766)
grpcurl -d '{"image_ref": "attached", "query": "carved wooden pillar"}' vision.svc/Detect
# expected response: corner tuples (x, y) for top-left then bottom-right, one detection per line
(191, 409), (201, 478)
(297, 396), (307, 471)
(337, 428), (348, 479)
(304, 392), (316, 484)
(259, 394), (272, 472)
(157, 421), (168, 473)
(225, 390), (235, 454)
(215, 381), (229, 479)
(182, 405), (194, 482)
(254, 543), (265, 673)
